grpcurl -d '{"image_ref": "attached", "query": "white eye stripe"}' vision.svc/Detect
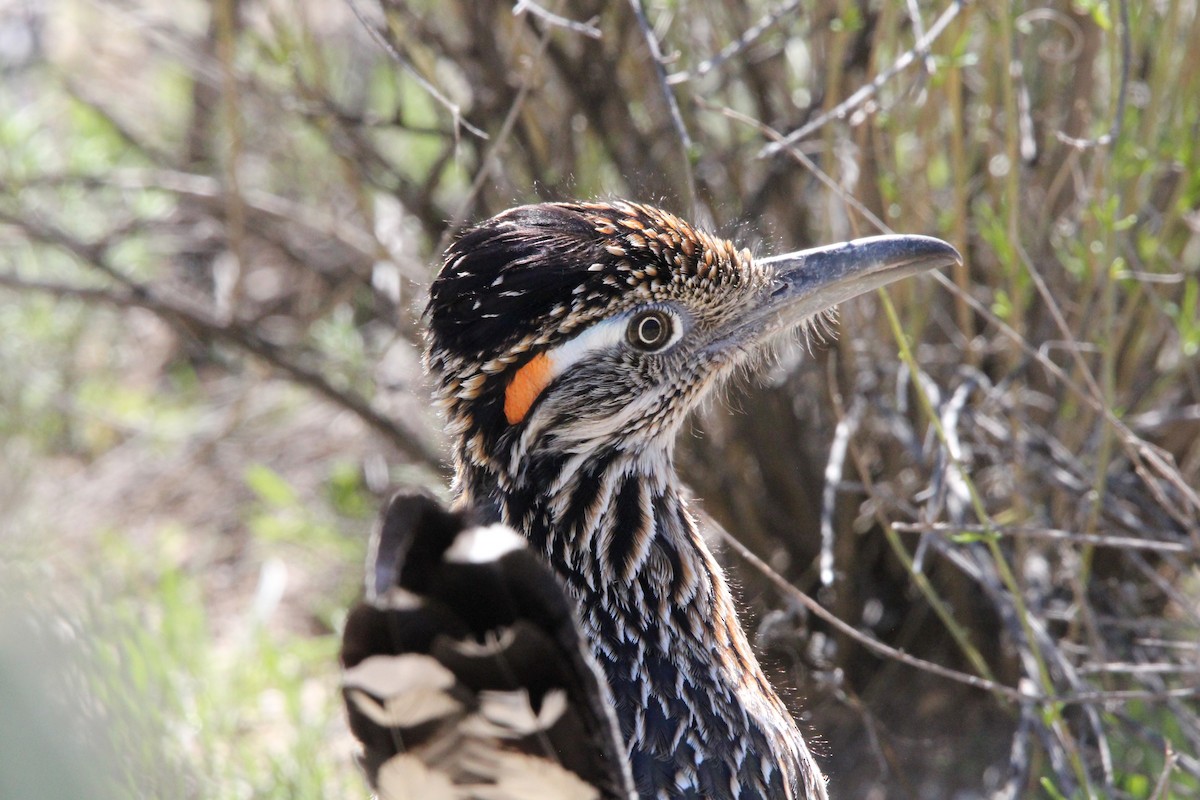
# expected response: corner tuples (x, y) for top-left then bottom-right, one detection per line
(544, 309), (681, 379)
(546, 317), (627, 378)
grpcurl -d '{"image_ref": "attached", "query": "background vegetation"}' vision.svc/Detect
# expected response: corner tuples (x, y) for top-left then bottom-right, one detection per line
(1, 0), (1197, 797)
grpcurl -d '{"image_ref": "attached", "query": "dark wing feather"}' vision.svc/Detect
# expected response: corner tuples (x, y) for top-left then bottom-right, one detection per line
(341, 490), (635, 800)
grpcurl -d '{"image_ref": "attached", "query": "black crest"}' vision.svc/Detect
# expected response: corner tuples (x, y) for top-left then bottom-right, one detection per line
(428, 204), (623, 362)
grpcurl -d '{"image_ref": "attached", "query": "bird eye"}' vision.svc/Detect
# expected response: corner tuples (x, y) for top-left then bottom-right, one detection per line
(627, 310), (674, 351)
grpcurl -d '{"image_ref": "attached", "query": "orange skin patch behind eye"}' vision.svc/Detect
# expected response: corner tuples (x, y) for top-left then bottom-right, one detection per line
(504, 353), (553, 424)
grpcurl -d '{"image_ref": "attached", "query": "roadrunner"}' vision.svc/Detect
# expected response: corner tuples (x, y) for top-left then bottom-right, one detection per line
(342, 201), (960, 799)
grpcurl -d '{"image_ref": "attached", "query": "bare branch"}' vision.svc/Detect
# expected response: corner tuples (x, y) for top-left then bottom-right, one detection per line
(512, 1), (601, 39)
(628, 0), (696, 206)
(667, 0), (803, 85)
(0, 266), (445, 471)
(712, 521), (1024, 704)
(345, 0), (487, 140)
(759, 0), (966, 158)
(892, 522), (1197, 555)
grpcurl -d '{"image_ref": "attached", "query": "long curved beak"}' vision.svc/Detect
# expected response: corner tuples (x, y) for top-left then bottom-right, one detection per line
(736, 234), (961, 345)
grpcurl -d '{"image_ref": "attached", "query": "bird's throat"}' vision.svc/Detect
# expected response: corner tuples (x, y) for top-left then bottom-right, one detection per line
(459, 444), (712, 599)
(459, 443), (778, 693)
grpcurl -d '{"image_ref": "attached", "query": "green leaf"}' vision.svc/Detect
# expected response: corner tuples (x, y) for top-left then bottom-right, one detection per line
(244, 464), (299, 507)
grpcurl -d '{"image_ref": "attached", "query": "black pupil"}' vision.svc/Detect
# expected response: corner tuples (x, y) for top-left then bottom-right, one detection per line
(637, 314), (665, 346)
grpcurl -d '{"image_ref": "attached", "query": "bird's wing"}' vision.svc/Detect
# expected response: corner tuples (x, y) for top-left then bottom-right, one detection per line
(341, 490), (636, 800)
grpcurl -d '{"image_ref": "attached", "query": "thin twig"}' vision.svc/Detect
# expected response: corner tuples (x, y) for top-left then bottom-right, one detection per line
(628, 0), (697, 207)
(1052, 0), (1131, 149)
(759, 0), (966, 158)
(1016, 240), (1200, 524)
(667, 0), (803, 85)
(717, 519), (1200, 710)
(214, 0), (247, 322)
(1149, 746), (1179, 800)
(892, 522), (1196, 555)
(0, 209), (140, 291)
(705, 99), (888, 232)
(820, 396), (862, 586)
(436, 7), (556, 253)
(904, 0), (937, 76)
(513, 0), (601, 39)
(0, 272), (446, 471)
(711, 523), (1024, 702)
(1055, 687), (1200, 706)
(345, 0), (487, 140)
(118, 168), (389, 270)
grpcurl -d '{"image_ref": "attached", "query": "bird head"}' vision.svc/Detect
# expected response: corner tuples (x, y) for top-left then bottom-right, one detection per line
(426, 201), (959, 479)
